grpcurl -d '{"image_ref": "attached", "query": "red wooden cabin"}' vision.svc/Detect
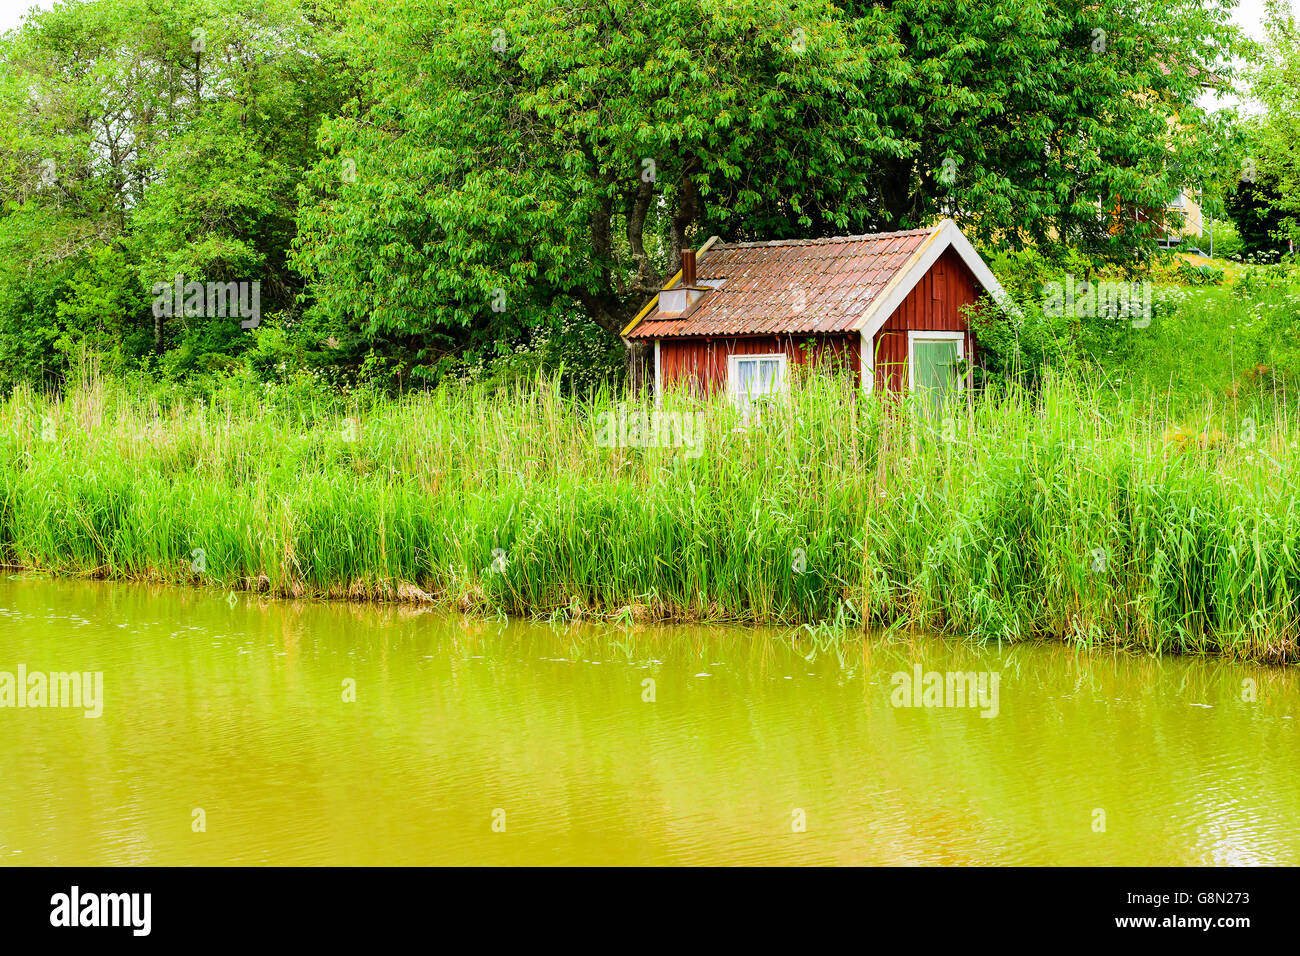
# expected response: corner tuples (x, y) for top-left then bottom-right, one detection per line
(622, 219), (1017, 408)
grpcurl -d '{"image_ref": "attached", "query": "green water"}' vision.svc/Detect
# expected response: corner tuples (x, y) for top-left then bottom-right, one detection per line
(0, 575), (1297, 865)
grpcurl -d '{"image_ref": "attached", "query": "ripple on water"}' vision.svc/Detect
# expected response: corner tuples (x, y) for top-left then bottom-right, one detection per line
(1, 577), (1298, 865)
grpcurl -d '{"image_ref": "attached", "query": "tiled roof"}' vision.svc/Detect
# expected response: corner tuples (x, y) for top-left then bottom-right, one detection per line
(626, 226), (937, 339)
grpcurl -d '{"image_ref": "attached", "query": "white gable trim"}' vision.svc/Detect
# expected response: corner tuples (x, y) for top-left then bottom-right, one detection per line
(855, 219), (1021, 344)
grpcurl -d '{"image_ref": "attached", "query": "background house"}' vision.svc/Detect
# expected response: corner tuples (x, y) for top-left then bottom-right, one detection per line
(1124, 189), (1205, 248)
(623, 220), (1017, 408)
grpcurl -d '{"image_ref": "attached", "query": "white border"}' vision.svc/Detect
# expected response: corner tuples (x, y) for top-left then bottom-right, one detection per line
(906, 330), (966, 392)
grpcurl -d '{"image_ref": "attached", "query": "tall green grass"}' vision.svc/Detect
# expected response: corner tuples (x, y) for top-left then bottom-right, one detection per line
(1, 363), (1297, 662)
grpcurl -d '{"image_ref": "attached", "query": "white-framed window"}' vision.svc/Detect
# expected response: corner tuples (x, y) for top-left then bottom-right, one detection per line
(907, 330), (965, 409)
(727, 353), (788, 416)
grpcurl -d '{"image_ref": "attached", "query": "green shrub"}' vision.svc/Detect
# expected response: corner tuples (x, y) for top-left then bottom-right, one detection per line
(1174, 260), (1225, 285)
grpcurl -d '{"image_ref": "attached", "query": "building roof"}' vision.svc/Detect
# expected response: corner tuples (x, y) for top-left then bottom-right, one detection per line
(623, 219), (1016, 340)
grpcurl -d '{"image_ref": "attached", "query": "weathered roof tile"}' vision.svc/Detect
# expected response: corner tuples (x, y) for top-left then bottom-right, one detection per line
(627, 226), (936, 339)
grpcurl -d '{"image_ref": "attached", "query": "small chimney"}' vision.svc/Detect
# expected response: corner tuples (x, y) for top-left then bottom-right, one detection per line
(657, 247), (713, 315)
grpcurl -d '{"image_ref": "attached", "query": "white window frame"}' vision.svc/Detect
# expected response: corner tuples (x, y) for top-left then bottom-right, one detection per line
(727, 352), (789, 409)
(906, 330), (966, 393)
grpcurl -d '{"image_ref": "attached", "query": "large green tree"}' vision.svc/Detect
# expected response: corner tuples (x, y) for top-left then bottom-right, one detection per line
(0, 0), (353, 385)
(0, 0), (1247, 389)
(1246, 0), (1300, 247)
(293, 0), (1242, 383)
(294, 0), (912, 384)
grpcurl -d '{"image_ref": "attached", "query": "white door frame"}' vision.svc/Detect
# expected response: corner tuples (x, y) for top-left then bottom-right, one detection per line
(906, 330), (966, 392)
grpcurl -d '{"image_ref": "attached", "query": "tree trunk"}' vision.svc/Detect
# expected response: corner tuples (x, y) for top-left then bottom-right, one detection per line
(625, 338), (652, 396)
(878, 155), (917, 229)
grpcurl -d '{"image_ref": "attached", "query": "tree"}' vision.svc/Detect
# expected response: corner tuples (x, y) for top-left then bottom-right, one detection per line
(1224, 173), (1290, 258)
(0, 0), (355, 386)
(293, 0), (910, 386)
(294, 0), (1242, 385)
(0, 0), (1246, 389)
(1246, 0), (1300, 248)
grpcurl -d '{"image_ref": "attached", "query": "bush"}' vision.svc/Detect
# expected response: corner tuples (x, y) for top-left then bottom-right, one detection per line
(1174, 260), (1225, 285)
(971, 245), (1102, 389)
(1204, 218), (1244, 260)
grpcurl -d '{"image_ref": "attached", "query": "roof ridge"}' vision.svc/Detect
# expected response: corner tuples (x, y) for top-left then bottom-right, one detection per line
(712, 226), (937, 250)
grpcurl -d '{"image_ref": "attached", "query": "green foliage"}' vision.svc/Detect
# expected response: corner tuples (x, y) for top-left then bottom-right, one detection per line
(1223, 175), (1291, 259)
(1205, 218), (1244, 259)
(0, 0), (354, 384)
(4, 367), (1300, 661)
(968, 245), (1102, 388)
(0, 0), (1256, 391)
(1247, 2), (1300, 246)
(1232, 259), (1298, 299)
(56, 246), (153, 366)
(292, 0), (915, 379)
(1111, 276), (1300, 412)
(293, 0), (1243, 380)
(1173, 260), (1225, 285)
(981, 245), (1097, 306)
(0, 206), (78, 387)
(458, 311), (626, 394)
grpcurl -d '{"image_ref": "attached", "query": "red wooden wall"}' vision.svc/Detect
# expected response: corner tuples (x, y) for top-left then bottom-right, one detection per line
(658, 334), (861, 396)
(871, 247), (981, 392)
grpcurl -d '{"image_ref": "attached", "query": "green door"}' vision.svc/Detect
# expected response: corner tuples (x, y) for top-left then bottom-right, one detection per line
(912, 337), (962, 410)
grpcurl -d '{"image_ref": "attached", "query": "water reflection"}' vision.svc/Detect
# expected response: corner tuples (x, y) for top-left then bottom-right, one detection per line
(0, 576), (1296, 865)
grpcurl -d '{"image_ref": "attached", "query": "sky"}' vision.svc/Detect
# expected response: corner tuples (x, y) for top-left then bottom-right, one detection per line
(0, 0), (45, 33)
(1231, 0), (1279, 40)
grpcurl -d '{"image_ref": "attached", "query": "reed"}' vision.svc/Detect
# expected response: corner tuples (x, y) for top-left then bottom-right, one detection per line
(0, 361), (1297, 662)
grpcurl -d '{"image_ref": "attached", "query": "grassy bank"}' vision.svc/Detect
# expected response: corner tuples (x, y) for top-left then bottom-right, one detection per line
(1, 355), (1298, 663)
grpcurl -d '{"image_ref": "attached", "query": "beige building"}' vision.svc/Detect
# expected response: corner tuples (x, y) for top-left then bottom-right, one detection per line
(1162, 188), (1204, 244)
